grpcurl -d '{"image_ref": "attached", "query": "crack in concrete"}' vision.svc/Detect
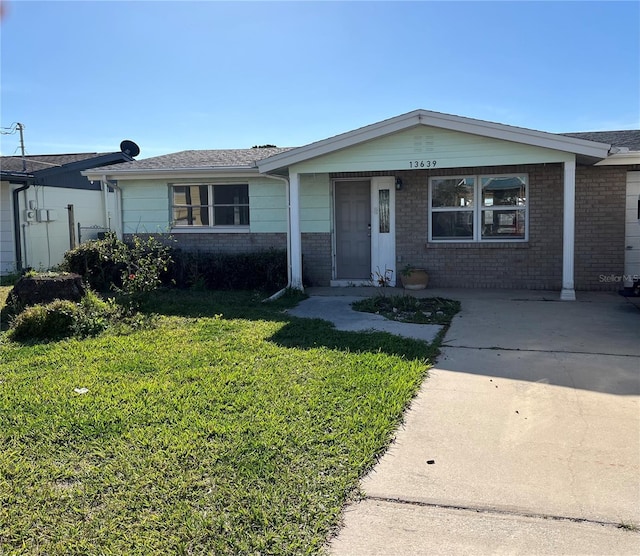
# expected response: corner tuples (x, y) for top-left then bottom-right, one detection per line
(365, 495), (637, 531)
(439, 344), (640, 359)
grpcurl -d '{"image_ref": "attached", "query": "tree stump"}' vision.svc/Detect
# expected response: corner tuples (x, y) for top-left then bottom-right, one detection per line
(8, 273), (86, 309)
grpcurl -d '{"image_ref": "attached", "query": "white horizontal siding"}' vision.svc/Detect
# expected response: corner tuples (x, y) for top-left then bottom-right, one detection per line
(291, 126), (569, 173)
(1, 181), (15, 274)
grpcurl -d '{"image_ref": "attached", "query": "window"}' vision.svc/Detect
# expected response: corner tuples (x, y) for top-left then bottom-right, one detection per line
(172, 184), (249, 227)
(429, 174), (527, 241)
(379, 189), (390, 233)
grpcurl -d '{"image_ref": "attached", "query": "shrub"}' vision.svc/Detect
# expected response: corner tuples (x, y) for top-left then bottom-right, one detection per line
(62, 234), (123, 291)
(7, 291), (120, 342)
(73, 290), (120, 337)
(170, 250), (287, 292)
(63, 234), (286, 294)
(110, 235), (173, 299)
(8, 300), (79, 341)
(62, 233), (173, 299)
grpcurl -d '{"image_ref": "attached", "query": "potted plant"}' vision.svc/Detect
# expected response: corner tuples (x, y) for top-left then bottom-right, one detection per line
(400, 264), (429, 290)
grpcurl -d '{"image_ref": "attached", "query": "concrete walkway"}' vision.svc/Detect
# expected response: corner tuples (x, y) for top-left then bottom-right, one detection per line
(287, 294), (442, 343)
(298, 288), (640, 555)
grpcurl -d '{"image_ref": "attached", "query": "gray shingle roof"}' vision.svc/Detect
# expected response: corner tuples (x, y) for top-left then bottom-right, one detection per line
(0, 152), (112, 173)
(98, 130), (639, 174)
(561, 130), (640, 151)
(101, 147), (294, 171)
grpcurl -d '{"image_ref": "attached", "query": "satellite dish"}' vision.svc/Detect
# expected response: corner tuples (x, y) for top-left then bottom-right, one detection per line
(120, 140), (140, 158)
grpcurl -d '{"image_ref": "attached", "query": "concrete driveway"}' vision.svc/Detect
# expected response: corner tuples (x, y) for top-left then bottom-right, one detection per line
(317, 288), (640, 555)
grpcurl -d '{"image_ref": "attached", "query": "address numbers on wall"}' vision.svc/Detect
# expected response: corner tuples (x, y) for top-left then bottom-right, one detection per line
(409, 160), (437, 168)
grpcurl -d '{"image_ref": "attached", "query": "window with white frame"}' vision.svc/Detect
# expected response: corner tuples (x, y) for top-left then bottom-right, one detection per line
(171, 184), (249, 227)
(429, 174), (527, 241)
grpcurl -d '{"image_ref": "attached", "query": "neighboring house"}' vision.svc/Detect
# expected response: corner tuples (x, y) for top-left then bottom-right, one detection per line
(83, 110), (640, 299)
(1, 146), (137, 274)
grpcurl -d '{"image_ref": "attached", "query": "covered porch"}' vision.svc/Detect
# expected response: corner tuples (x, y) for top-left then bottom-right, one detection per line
(258, 111), (609, 300)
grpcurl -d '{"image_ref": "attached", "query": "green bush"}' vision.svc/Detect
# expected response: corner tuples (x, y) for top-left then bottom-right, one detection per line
(8, 300), (79, 341)
(63, 234), (287, 294)
(73, 290), (120, 336)
(62, 233), (173, 299)
(7, 291), (120, 342)
(170, 250), (287, 291)
(62, 234), (124, 291)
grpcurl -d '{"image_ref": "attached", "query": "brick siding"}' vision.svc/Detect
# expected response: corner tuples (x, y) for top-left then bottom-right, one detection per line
(125, 232), (287, 253)
(574, 166), (627, 290)
(302, 232), (332, 286)
(334, 164), (627, 291)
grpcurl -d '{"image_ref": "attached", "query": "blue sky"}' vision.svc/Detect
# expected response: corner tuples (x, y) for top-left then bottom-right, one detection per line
(1, 0), (639, 158)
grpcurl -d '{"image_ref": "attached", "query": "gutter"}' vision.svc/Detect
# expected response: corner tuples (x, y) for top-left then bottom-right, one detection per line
(101, 176), (123, 239)
(102, 174), (109, 233)
(595, 151), (640, 166)
(82, 166), (262, 181)
(12, 180), (32, 271)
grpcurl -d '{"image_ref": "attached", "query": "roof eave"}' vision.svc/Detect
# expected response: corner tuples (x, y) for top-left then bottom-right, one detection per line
(258, 109), (612, 173)
(595, 152), (640, 166)
(82, 166), (261, 181)
(30, 152), (133, 177)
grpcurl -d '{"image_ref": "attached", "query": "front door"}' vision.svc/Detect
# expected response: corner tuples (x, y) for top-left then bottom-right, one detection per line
(625, 171), (640, 287)
(335, 180), (371, 279)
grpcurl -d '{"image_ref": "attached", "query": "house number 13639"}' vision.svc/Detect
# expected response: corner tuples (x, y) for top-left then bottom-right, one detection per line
(409, 160), (437, 168)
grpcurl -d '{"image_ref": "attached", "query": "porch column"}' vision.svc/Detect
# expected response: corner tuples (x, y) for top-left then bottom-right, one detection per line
(289, 171), (303, 290)
(561, 157), (576, 301)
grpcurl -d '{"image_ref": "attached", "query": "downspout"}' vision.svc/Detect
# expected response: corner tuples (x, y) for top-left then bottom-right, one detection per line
(102, 177), (123, 239)
(11, 180), (32, 272)
(261, 173), (293, 301)
(101, 174), (109, 233)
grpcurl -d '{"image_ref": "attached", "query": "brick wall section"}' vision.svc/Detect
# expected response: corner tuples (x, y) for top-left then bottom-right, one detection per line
(302, 232), (332, 286)
(574, 166), (626, 290)
(125, 233), (287, 253)
(396, 164), (565, 289)
(334, 164), (626, 291)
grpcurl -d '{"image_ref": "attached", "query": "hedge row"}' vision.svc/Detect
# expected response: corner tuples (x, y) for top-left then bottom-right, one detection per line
(63, 236), (287, 293)
(170, 250), (287, 291)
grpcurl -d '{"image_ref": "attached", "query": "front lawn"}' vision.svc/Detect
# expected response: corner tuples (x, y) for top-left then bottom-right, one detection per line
(0, 289), (437, 554)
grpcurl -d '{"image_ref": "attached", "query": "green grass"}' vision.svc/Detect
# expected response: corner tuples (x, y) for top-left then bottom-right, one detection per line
(0, 289), (438, 554)
(352, 294), (461, 325)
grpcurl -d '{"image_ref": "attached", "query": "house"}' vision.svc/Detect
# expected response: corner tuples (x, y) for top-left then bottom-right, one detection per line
(1, 145), (138, 274)
(82, 110), (640, 300)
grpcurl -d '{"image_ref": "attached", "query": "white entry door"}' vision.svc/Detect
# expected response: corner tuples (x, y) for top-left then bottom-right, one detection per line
(624, 171), (640, 287)
(371, 177), (396, 286)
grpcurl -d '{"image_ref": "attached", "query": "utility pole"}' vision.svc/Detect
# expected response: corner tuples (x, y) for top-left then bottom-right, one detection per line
(17, 122), (26, 171)
(0, 122), (27, 169)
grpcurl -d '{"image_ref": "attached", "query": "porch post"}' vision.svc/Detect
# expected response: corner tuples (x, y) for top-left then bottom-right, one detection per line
(289, 171), (303, 290)
(561, 157), (576, 301)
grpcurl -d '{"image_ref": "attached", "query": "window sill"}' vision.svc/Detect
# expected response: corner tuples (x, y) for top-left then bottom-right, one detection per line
(426, 241), (529, 249)
(171, 226), (250, 234)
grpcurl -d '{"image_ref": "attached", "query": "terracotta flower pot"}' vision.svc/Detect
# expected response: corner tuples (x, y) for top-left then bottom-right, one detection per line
(401, 269), (429, 290)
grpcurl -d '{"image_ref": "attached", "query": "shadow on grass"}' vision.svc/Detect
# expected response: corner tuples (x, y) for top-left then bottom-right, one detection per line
(269, 317), (439, 362)
(140, 289), (439, 362)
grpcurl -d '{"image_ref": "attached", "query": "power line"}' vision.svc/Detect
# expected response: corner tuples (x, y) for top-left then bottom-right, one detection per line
(1, 123), (27, 170)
